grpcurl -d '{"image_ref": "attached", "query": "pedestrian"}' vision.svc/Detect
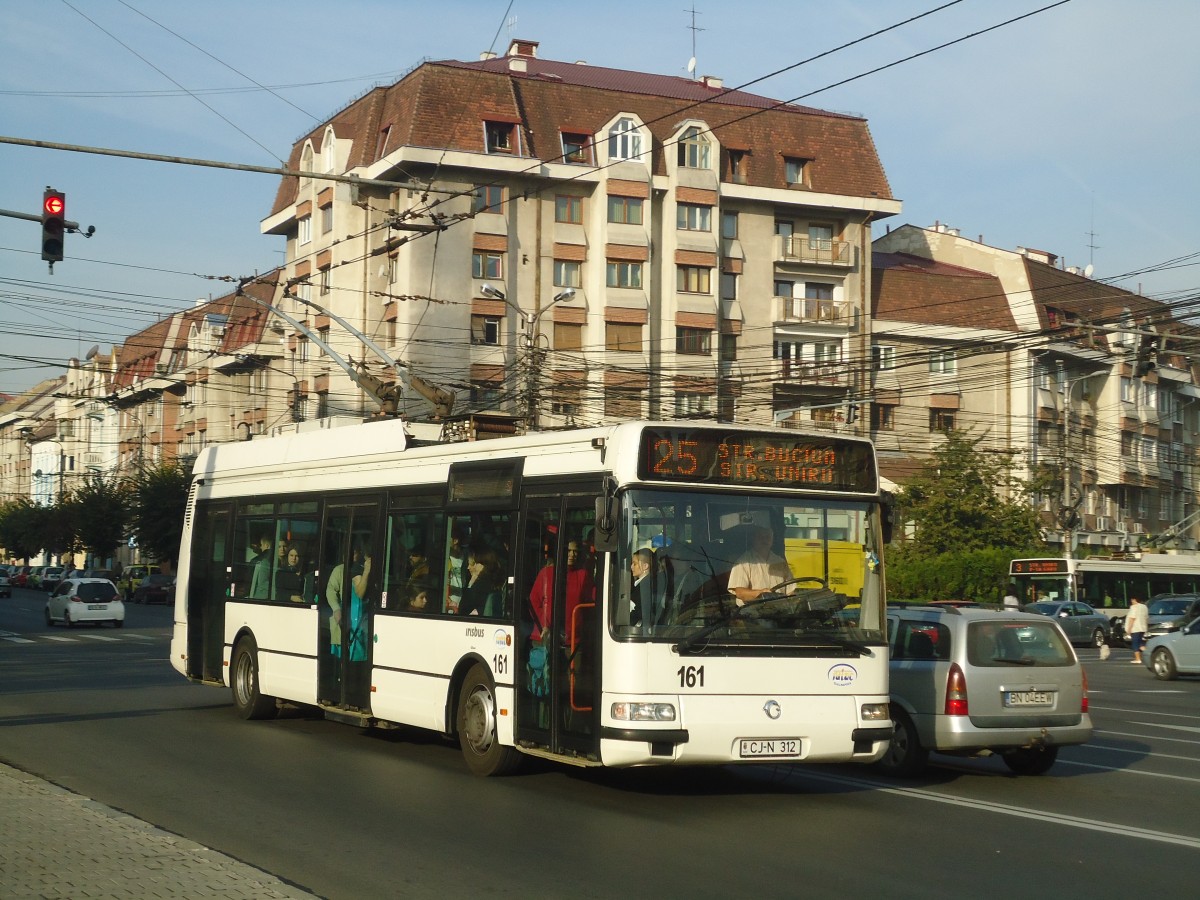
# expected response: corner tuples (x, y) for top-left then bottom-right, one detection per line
(1002, 585), (1020, 611)
(1126, 595), (1149, 664)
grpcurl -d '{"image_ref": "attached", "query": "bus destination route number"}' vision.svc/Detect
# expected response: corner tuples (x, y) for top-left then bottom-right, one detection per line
(640, 428), (876, 492)
(1011, 559), (1069, 575)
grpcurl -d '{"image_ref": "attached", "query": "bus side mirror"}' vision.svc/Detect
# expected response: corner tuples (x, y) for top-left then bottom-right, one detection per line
(593, 478), (618, 553)
(881, 490), (895, 545)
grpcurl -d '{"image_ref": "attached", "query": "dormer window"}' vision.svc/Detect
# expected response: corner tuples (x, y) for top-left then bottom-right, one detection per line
(785, 156), (807, 185)
(561, 132), (591, 164)
(608, 117), (642, 161)
(486, 121), (516, 154)
(678, 127), (711, 169)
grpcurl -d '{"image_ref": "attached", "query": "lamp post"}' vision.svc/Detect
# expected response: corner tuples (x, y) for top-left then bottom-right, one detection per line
(480, 284), (576, 429)
(1058, 365), (1105, 561)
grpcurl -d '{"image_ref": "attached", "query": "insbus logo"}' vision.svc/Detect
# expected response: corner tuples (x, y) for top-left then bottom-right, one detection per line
(828, 664), (857, 687)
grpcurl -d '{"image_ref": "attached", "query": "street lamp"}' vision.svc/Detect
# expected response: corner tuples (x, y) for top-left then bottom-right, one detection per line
(1058, 365), (1106, 561)
(479, 283), (576, 428)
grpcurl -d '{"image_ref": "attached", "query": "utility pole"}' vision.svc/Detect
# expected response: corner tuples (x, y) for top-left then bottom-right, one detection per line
(480, 284), (575, 430)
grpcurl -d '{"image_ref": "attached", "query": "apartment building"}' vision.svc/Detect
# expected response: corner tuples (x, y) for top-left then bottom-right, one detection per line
(260, 38), (900, 430)
(872, 224), (1200, 550)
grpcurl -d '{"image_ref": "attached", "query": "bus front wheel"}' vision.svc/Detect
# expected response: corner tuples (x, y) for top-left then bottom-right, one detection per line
(456, 664), (521, 777)
(231, 637), (278, 721)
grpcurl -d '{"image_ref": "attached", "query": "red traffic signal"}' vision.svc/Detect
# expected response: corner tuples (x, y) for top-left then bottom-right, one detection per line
(41, 188), (66, 263)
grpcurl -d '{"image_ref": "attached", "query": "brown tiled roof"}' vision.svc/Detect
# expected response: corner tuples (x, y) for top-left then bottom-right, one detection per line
(872, 252), (1016, 330)
(270, 51), (893, 216)
(1023, 258), (1164, 330)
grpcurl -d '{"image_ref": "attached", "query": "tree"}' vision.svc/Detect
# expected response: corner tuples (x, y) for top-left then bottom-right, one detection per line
(889, 430), (1047, 601)
(0, 500), (45, 562)
(127, 462), (189, 568)
(71, 473), (130, 564)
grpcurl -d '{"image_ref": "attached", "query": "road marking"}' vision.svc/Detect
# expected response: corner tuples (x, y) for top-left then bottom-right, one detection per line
(75, 634), (120, 641)
(1095, 728), (1200, 747)
(806, 770), (1200, 848)
(1, 636), (35, 644)
(1084, 741), (1200, 763)
(1132, 721), (1200, 734)
(42, 636), (79, 642)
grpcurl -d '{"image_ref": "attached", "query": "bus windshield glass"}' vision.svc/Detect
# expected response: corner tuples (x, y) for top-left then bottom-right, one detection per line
(612, 488), (887, 647)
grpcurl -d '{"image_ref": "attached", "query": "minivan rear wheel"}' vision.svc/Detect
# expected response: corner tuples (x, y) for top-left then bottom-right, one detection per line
(1002, 745), (1058, 775)
(876, 706), (928, 777)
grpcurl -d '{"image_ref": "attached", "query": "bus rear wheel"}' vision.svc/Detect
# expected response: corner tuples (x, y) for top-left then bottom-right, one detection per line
(231, 637), (278, 721)
(456, 664), (521, 777)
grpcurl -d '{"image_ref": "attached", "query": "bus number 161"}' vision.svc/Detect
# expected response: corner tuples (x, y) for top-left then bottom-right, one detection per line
(677, 665), (705, 688)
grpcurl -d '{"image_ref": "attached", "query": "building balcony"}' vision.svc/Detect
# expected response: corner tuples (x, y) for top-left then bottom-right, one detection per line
(775, 296), (860, 328)
(775, 235), (854, 267)
(775, 360), (846, 386)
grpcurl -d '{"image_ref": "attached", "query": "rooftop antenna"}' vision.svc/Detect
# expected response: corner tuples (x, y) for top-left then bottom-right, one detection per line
(1086, 193), (1100, 268)
(506, 15), (517, 42)
(685, 5), (704, 79)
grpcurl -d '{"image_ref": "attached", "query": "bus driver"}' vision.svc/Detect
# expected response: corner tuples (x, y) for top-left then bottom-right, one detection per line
(727, 524), (792, 607)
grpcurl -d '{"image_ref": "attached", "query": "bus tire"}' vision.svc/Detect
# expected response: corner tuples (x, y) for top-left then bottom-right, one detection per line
(875, 706), (927, 777)
(231, 637), (278, 721)
(456, 664), (521, 777)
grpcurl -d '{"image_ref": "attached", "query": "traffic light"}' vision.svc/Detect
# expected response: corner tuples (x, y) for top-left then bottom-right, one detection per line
(41, 188), (65, 263)
(1134, 334), (1159, 377)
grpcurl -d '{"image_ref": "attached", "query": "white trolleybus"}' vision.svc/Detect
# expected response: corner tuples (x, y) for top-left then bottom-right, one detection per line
(170, 420), (892, 775)
(1009, 554), (1200, 614)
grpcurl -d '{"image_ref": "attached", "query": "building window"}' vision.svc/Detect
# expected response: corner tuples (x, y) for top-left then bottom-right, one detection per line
(676, 327), (712, 355)
(727, 149), (747, 182)
(471, 316), (501, 345)
(297, 336), (310, 362)
(608, 118), (642, 161)
(929, 350), (957, 374)
(676, 203), (712, 231)
(605, 387), (643, 418)
(676, 266), (712, 294)
(774, 279), (795, 299)
(1143, 382), (1157, 408)
(809, 223), (833, 251)
(316, 391), (329, 418)
(871, 403), (895, 432)
(320, 203), (333, 234)
(319, 268), (330, 296)
(721, 211), (739, 239)
(561, 133), (591, 164)
(1120, 377), (1132, 403)
(472, 251), (503, 279)
(607, 195), (643, 225)
(553, 260), (581, 288)
(678, 126), (711, 169)
(872, 345), (896, 371)
(472, 185), (503, 214)
(606, 322), (642, 352)
(930, 409), (956, 432)
(675, 392), (713, 416)
(720, 272), (737, 301)
(297, 279), (312, 303)
(387, 255), (398, 284)
(785, 157), (806, 185)
(555, 195), (583, 224)
(298, 215), (312, 246)
(471, 381), (503, 407)
(1120, 431), (1134, 457)
(719, 333), (737, 362)
(554, 322), (583, 351)
(551, 385), (582, 417)
(607, 261), (643, 289)
(485, 121), (515, 154)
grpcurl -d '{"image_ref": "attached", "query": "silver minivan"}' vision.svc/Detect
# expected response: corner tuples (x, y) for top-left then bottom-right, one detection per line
(879, 606), (1092, 776)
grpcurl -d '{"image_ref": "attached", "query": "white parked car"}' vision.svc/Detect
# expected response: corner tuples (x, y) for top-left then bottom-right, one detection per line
(45, 577), (125, 628)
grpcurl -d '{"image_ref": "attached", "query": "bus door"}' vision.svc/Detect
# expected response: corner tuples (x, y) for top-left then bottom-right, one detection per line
(515, 495), (601, 759)
(317, 501), (381, 712)
(187, 501), (232, 684)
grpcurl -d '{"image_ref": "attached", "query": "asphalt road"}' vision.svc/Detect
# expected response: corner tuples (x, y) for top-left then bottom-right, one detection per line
(2, 586), (1198, 898)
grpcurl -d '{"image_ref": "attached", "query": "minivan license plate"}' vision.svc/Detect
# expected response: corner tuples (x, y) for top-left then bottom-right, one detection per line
(738, 738), (801, 759)
(1005, 690), (1052, 707)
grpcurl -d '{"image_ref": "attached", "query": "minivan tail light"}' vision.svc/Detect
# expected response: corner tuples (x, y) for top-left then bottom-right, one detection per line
(945, 662), (969, 716)
(1081, 668), (1089, 713)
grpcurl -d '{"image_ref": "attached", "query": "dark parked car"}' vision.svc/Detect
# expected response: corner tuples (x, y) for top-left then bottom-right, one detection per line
(1023, 600), (1110, 647)
(1110, 594), (1200, 646)
(130, 573), (175, 605)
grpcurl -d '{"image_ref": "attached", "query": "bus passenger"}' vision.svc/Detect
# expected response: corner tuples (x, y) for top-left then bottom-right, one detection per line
(248, 532), (273, 600)
(328, 543), (371, 661)
(406, 580), (433, 613)
(727, 525), (792, 607)
(460, 547), (503, 617)
(276, 543), (310, 603)
(529, 540), (594, 643)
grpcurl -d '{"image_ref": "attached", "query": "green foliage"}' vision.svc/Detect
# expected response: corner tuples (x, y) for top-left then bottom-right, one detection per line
(0, 500), (45, 561)
(890, 430), (1048, 601)
(127, 462), (189, 567)
(71, 474), (130, 560)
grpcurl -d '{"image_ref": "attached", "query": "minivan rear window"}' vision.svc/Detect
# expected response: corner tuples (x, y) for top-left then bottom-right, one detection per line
(967, 622), (1072, 667)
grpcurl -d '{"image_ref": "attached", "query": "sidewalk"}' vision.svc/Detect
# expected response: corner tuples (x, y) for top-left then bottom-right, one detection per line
(0, 762), (318, 899)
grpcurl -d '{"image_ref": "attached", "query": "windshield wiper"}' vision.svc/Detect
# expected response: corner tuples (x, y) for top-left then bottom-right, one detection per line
(992, 656), (1036, 666)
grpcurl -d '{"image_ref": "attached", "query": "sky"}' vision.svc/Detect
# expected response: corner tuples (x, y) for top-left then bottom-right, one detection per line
(1, 0), (1197, 397)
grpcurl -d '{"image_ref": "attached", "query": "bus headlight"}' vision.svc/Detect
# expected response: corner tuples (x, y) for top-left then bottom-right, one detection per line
(861, 702), (889, 721)
(611, 702), (677, 722)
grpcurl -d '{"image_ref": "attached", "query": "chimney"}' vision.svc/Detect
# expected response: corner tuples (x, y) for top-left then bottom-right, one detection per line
(479, 51), (497, 61)
(508, 39), (539, 58)
(701, 75), (724, 89)
(509, 56), (527, 73)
